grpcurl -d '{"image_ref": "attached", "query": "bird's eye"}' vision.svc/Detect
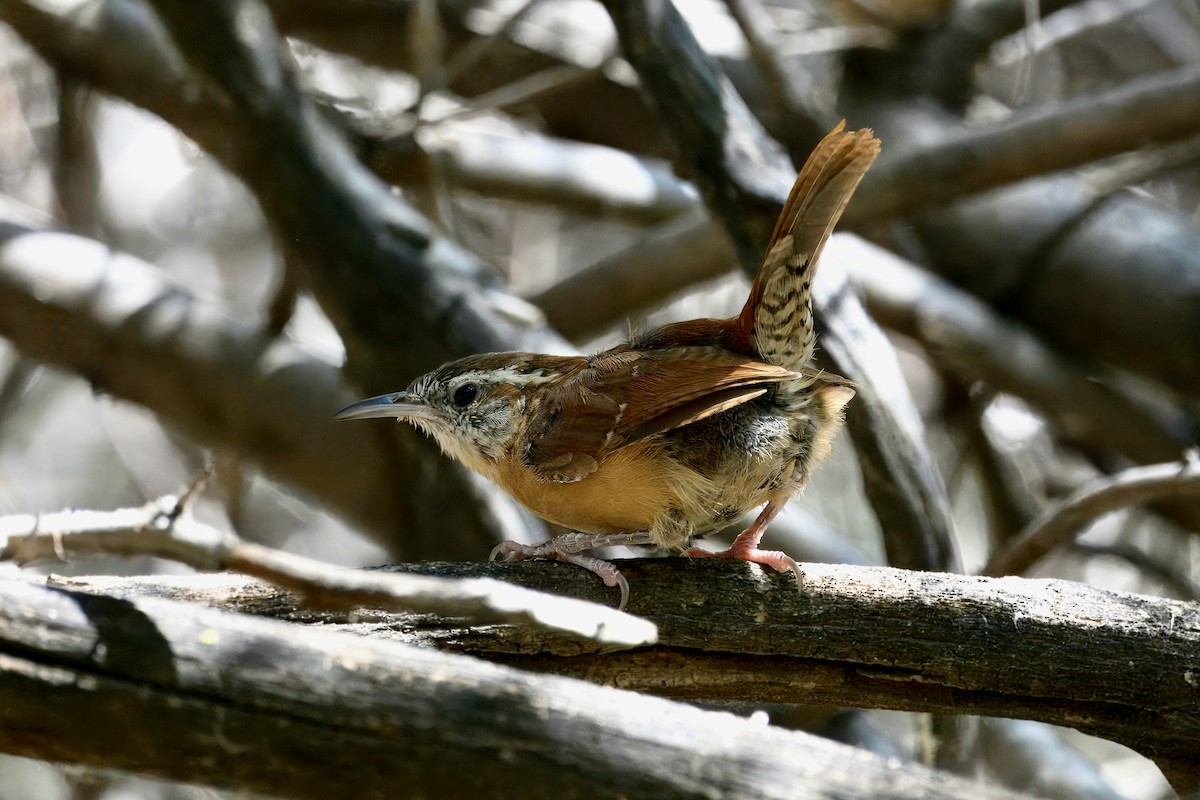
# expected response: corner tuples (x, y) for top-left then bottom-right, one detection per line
(452, 383), (480, 408)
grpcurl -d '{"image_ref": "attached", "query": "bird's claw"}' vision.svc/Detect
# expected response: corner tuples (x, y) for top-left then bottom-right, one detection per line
(490, 538), (631, 610)
(686, 545), (804, 591)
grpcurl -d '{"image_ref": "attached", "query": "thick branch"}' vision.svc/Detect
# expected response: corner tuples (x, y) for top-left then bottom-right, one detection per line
(0, 574), (1038, 800)
(136, 0), (563, 383)
(853, 99), (1200, 399)
(0, 221), (398, 540)
(40, 559), (1200, 790)
(914, 0), (1085, 107)
(0, 0), (565, 553)
(842, 237), (1194, 464)
(528, 210), (730, 340)
(361, 127), (698, 224)
(847, 65), (1200, 225)
(13, 0), (1200, 405)
(268, 0), (668, 156)
(0, 0), (683, 225)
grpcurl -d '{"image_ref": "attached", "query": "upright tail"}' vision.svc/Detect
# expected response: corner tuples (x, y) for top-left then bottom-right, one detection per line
(737, 122), (880, 370)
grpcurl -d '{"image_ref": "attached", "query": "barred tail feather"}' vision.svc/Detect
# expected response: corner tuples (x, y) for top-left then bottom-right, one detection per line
(738, 122), (880, 369)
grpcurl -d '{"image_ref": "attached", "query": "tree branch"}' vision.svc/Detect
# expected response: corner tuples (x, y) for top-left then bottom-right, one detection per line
(527, 210), (731, 341)
(0, 573), (1046, 800)
(0, 220), (398, 541)
(846, 65), (1200, 225)
(0, 500), (655, 648)
(983, 456), (1200, 577)
(135, 0), (562, 383)
(0, 0), (568, 554)
(13, 0), (1200, 407)
(853, 97), (1200, 401)
(33, 558), (1200, 792)
(914, 0), (1085, 107)
(360, 126), (699, 224)
(842, 237), (1192, 466)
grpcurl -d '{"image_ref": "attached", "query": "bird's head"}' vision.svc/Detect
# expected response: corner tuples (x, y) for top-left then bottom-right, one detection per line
(335, 352), (567, 477)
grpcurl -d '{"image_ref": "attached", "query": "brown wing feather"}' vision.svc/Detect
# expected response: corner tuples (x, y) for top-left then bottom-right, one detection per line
(520, 349), (795, 483)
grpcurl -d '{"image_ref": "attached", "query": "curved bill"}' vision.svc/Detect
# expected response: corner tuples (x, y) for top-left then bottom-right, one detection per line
(334, 392), (435, 422)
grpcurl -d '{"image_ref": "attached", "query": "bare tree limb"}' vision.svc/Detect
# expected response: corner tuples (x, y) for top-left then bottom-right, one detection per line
(843, 236), (1200, 534)
(0, 501), (656, 648)
(33, 558), (1200, 791)
(135, 0), (562, 381)
(266, 0), (669, 157)
(0, 0), (568, 554)
(0, 0), (685, 226)
(852, 96), (1200, 400)
(0, 573), (1045, 800)
(842, 237), (1192, 467)
(361, 126), (700, 224)
(528, 209), (732, 341)
(980, 719), (1125, 800)
(983, 456), (1200, 576)
(914, 0), (1086, 107)
(0, 220), (398, 541)
(531, 61), (1200, 341)
(722, 0), (834, 149)
(12, 0), (1200, 409)
(847, 65), (1200, 225)
(1069, 541), (1200, 601)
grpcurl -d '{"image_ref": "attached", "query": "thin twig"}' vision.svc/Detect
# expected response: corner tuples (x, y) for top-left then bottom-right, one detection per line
(981, 455), (1200, 577)
(420, 63), (604, 128)
(0, 499), (656, 648)
(167, 463), (215, 524)
(420, 0), (546, 99)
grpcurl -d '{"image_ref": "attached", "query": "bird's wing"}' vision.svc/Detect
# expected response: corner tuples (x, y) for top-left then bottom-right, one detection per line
(520, 348), (796, 483)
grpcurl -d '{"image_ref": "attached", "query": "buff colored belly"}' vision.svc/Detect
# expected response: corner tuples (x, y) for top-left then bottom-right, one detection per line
(495, 440), (688, 536)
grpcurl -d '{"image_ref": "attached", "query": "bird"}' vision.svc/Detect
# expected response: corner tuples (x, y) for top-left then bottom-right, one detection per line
(337, 122), (880, 609)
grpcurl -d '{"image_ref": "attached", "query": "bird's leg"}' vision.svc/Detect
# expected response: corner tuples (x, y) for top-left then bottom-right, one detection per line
(685, 500), (803, 590)
(490, 531), (655, 610)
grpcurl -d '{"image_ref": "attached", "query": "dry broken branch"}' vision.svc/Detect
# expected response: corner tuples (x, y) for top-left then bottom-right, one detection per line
(30, 557), (1200, 792)
(0, 500), (656, 648)
(0, 571), (1049, 800)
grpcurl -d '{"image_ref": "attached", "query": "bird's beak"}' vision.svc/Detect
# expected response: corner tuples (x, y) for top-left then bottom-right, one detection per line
(334, 392), (437, 422)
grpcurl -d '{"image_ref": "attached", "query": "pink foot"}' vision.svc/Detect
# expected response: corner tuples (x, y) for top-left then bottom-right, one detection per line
(490, 531), (653, 610)
(685, 499), (804, 590)
(685, 543), (803, 590)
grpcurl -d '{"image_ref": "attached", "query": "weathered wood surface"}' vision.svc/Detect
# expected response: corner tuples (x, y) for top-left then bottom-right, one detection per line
(0, 570), (1040, 800)
(37, 558), (1200, 790)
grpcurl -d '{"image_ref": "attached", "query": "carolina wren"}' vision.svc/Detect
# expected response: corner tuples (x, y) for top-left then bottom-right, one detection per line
(337, 123), (880, 608)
